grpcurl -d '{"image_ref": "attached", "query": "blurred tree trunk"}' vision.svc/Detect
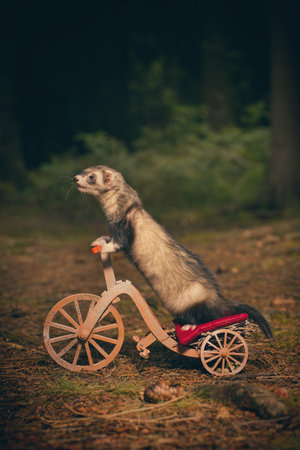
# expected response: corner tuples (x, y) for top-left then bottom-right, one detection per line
(0, 42), (27, 187)
(264, 3), (300, 208)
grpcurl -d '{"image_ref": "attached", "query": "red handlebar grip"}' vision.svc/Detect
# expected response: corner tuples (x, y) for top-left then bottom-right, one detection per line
(91, 245), (101, 254)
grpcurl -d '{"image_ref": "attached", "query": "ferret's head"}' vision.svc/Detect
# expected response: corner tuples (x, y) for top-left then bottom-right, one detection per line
(74, 165), (125, 197)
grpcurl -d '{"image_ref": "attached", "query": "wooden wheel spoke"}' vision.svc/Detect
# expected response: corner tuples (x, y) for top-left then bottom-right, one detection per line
(221, 357), (225, 374)
(206, 341), (221, 351)
(99, 308), (111, 321)
(89, 338), (109, 358)
(215, 334), (223, 349)
(227, 335), (237, 349)
(230, 343), (244, 351)
(74, 299), (83, 326)
(91, 334), (118, 344)
(72, 343), (82, 365)
(50, 322), (76, 333)
(60, 308), (79, 329)
(205, 353), (221, 363)
(85, 341), (93, 366)
(226, 357), (234, 372)
(223, 331), (228, 347)
(93, 323), (118, 333)
(229, 352), (246, 356)
(228, 355), (243, 366)
(211, 357), (222, 371)
(49, 333), (76, 343)
(58, 338), (77, 357)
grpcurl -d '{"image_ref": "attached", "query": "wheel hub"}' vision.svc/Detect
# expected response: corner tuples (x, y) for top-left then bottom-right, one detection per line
(78, 329), (89, 340)
(220, 348), (229, 358)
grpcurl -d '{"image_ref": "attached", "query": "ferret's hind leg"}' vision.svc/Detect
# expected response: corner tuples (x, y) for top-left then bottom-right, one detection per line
(175, 299), (229, 329)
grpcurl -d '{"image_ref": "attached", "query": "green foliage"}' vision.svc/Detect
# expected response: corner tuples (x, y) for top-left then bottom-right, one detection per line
(44, 375), (142, 398)
(131, 105), (270, 212)
(240, 101), (269, 127)
(0, 181), (19, 205)
(3, 105), (270, 219)
(44, 375), (100, 396)
(104, 379), (144, 397)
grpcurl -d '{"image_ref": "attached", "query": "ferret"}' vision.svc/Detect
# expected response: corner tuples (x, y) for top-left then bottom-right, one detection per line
(74, 165), (273, 338)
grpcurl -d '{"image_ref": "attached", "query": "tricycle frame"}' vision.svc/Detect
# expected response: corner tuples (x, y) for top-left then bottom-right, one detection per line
(44, 249), (249, 376)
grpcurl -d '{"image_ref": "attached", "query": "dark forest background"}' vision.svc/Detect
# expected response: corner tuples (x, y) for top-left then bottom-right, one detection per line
(1, 0), (299, 222)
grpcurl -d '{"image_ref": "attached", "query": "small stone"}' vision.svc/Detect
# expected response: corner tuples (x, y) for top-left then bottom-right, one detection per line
(193, 382), (287, 419)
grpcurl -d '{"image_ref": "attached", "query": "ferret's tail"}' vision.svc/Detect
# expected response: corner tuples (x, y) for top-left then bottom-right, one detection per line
(232, 303), (274, 339)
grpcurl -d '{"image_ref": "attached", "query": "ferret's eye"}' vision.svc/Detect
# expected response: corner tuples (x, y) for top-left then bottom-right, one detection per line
(88, 174), (96, 183)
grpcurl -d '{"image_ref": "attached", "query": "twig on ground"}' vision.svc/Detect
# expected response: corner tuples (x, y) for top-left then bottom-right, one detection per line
(114, 414), (178, 423)
(222, 372), (275, 379)
(64, 403), (89, 416)
(64, 395), (186, 419)
(222, 373), (299, 381)
(238, 416), (291, 426)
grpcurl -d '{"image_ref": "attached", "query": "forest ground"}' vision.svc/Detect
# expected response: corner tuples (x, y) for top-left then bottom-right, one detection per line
(0, 213), (299, 449)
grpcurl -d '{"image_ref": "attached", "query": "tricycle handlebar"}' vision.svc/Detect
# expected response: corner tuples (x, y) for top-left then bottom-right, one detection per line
(91, 245), (102, 254)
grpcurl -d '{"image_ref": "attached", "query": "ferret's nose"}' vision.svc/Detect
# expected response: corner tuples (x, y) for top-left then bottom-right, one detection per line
(73, 176), (79, 183)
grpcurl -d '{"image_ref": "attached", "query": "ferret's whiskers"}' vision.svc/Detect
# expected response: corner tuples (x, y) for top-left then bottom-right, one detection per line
(80, 193), (92, 212)
(65, 184), (74, 201)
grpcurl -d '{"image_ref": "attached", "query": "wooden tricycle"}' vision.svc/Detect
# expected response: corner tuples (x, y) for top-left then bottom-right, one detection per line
(44, 246), (251, 376)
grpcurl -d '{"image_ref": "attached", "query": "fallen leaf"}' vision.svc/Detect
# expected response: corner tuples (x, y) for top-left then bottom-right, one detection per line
(216, 406), (231, 419)
(272, 297), (296, 307)
(273, 387), (289, 399)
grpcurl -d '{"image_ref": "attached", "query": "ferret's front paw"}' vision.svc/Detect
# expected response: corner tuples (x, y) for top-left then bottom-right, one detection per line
(91, 236), (110, 247)
(181, 324), (197, 331)
(91, 236), (119, 253)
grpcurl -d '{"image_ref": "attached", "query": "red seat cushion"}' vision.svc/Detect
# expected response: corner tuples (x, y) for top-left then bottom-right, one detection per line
(175, 313), (249, 345)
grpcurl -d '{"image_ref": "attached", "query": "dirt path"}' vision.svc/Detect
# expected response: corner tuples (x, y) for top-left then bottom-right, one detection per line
(0, 217), (299, 449)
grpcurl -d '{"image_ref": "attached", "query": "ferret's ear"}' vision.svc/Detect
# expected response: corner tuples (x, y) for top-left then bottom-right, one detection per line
(102, 169), (115, 186)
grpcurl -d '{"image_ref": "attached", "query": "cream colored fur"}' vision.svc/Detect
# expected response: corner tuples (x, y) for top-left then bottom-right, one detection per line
(74, 165), (219, 319)
(130, 209), (216, 315)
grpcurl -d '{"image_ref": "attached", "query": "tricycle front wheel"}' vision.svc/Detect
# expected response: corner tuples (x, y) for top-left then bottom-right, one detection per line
(44, 293), (124, 372)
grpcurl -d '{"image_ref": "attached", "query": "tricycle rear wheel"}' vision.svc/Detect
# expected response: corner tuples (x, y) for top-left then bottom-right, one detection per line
(200, 328), (248, 376)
